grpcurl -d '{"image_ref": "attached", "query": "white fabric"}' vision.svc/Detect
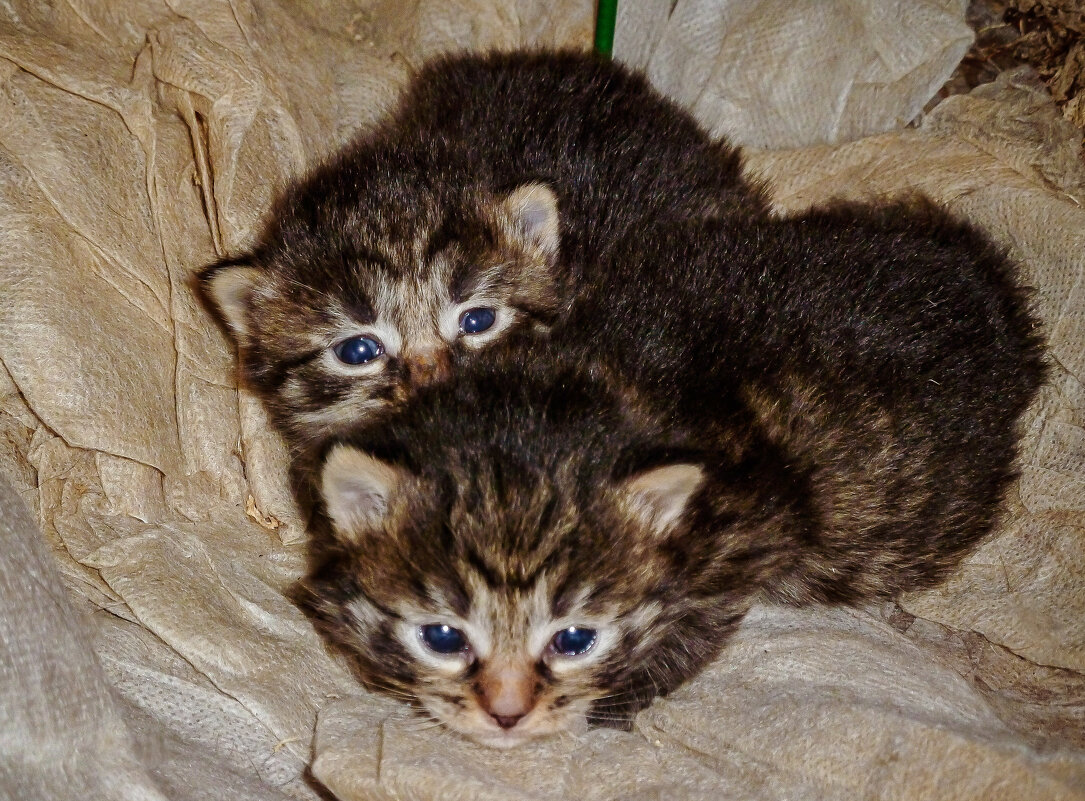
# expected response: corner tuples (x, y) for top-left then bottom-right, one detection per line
(617, 0), (974, 148)
(0, 3), (1082, 800)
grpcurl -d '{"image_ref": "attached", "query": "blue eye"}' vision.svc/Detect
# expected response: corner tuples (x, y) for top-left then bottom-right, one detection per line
(459, 307), (496, 335)
(551, 626), (597, 657)
(420, 624), (468, 654)
(333, 335), (383, 365)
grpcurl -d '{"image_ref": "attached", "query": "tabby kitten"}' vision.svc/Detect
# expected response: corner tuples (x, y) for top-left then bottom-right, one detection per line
(295, 202), (1046, 747)
(197, 49), (764, 445)
(297, 353), (748, 749)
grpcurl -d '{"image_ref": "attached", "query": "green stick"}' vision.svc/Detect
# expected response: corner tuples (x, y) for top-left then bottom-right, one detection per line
(595, 0), (618, 58)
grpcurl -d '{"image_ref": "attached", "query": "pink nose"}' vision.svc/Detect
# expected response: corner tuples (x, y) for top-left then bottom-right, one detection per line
(478, 665), (536, 730)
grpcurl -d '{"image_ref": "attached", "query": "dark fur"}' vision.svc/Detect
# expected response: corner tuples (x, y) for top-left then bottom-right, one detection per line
(296, 199), (1047, 738)
(381, 49), (765, 262)
(564, 199), (1048, 593)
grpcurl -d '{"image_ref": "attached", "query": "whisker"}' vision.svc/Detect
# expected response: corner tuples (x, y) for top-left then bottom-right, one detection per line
(361, 680), (420, 701)
(588, 688), (656, 709)
(367, 686), (417, 699)
(587, 690), (628, 702)
(582, 710), (633, 721)
(401, 718), (446, 732)
(555, 728), (582, 749)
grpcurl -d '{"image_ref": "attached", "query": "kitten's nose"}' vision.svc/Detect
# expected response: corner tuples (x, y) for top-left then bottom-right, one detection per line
(491, 712), (526, 730)
(478, 664), (536, 730)
(404, 349), (450, 387)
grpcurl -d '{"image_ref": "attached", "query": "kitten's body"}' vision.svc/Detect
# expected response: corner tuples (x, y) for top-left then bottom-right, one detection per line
(297, 201), (1046, 746)
(565, 200), (1048, 594)
(197, 50), (765, 446)
(191, 46), (1045, 749)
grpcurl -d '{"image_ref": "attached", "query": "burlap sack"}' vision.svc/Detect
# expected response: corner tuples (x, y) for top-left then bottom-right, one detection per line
(0, 2), (1081, 800)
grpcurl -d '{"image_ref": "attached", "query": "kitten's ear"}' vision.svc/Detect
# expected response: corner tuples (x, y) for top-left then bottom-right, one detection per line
(197, 258), (263, 339)
(321, 445), (405, 539)
(619, 464), (704, 537)
(501, 183), (560, 257)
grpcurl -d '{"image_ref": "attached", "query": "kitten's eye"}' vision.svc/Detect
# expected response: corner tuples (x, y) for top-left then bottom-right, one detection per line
(550, 626), (597, 657)
(419, 624), (469, 654)
(333, 335), (384, 365)
(459, 307), (496, 335)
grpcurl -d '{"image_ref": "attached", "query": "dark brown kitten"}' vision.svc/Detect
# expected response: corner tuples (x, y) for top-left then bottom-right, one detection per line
(295, 201), (1046, 747)
(195, 49), (765, 446)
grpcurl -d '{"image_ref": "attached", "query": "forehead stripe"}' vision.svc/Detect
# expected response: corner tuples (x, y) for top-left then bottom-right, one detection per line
(463, 545), (551, 593)
(423, 214), (459, 263)
(464, 546), (503, 590)
(346, 245), (396, 271)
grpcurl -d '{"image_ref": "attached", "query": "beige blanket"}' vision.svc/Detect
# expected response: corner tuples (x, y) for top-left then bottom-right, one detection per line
(0, 2), (1082, 800)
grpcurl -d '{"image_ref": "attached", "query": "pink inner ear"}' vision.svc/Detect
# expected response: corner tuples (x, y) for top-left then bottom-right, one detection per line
(321, 446), (403, 538)
(504, 183), (560, 255)
(519, 199), (552, 237)
(622, 464), (705, 535)
(204, 264), (263, 337)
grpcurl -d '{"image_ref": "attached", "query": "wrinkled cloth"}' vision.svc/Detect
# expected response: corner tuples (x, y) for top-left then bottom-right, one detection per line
(0, 2), (1083, 800)
(616, 0), (973, 148)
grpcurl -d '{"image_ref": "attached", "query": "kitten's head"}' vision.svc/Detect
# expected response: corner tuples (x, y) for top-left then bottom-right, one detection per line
(296, 364), (789, 747)
(196, 178), (562, 444)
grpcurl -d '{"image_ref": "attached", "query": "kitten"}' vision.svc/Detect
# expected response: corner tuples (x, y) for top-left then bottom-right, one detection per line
(195, 49), (765, 446)
(294, 201), (1046, 747)
(295, 353), (750, 749)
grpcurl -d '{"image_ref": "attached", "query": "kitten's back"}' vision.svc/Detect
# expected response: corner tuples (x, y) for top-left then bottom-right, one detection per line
(575, 198), (1044, 423)
(376, 50), (766, 264)
(563, 200), (1047, 596)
